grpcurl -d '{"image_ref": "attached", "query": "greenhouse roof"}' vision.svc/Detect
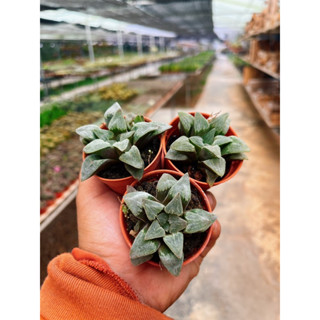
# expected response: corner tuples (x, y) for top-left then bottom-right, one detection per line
(40, 0), (215, 38)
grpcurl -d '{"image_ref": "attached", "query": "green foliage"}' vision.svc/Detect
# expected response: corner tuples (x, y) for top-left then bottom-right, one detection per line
(165, 112), (250, 186)
(123, 173), (217, 276)
(76, 102), (171, 181)
(159, 51), (215, 73)
(40, 105), (68, 128)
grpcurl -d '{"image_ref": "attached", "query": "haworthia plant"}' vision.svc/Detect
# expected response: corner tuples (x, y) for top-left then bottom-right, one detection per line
(123, 173), (217, 276)
(76, 102), (171, 181)
(165, 112), (250, 186)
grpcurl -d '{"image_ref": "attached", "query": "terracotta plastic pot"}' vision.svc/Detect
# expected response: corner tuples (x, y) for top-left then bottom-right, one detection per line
(161, 112), (243, 190)
(119, 169), (214, 269)
(82, 118), (162, 195)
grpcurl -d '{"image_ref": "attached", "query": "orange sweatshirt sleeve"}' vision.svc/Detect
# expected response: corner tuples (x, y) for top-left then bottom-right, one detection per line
(40, 248), (172, 320)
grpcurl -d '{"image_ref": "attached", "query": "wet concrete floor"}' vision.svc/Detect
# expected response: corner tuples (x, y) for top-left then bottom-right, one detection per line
(152, 54), (280, 320)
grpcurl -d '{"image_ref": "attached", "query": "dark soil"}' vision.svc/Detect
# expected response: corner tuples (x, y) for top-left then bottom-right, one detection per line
(97, 137), (160, 179)
(124, 176), (209, 263)
(167, 133), (232, 183)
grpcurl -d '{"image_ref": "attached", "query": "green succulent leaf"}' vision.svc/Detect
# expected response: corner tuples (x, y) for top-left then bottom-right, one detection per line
(221, 136), (250, 156)
(119, 131), (134, 141)
(194, 112), (210, 136)
(123, 191), (156, 218)
(199, 145), (221, 160)
(163, 232), (184, 259)
(156, 174), (177, 202)
(83, 139), (111, 154)
(157, 212), (170, 226)
(205, 169), (219, 186)
(131, 254), (154, 266)
(145, 220), (166, 240)
(165, 149), (189, 161)
(227, 152), (248, 160)
(165, 193), (183, 216)
(168, 215), (187, 233)
(134, 115), (145, 123)
(143, 199), (165, 221)
(104, 102), (121, 127)
(158, 244), (184, 276)
(189, 136), (204, 152)
(170, 136), (196, 153)
(119, 145), (144, 169)
(213, 135), (233, 146)
(130, 226), (161, 259)
(202, 157), (226, 177)
(113, 139), (130, 153)
(184, 209), (217, 233)
(92, 127), (114, 141)
(124, 164), (144, 181)
(81, 155), (115, 181)
(132, 122), (159, 144)
(202, 128), (216, 144)
(209, 113), (230, 135)
(178, 111), (194, 136)
(108, 109), (127, 134)
(76, 124), (100, 144)
(166, 173), (191, 209)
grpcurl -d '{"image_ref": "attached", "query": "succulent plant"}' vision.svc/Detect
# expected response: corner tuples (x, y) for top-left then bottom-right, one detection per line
(165, 112), (250, 186)
(122, 173), (217, 276)
(76, 102), (171, 181)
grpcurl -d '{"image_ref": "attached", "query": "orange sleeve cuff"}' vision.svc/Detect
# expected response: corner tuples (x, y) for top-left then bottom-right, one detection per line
(40, 248), (171, 320)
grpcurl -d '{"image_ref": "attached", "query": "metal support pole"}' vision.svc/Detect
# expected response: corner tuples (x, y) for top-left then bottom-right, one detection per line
(85, 25), (95, 62)
(159, 37), (165, 53)
(137, 34), (142, 56)
(149, 36), (155, 53)
(117, 31), (124, 58)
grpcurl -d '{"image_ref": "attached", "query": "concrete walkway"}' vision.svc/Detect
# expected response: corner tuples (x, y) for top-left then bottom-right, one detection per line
(151, 54), (280, 320)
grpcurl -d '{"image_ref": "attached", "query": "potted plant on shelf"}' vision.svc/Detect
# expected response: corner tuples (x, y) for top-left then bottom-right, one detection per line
(120, 170), (217, 276)
(76, 102), (171, 194)
(162, 111), (250, 190)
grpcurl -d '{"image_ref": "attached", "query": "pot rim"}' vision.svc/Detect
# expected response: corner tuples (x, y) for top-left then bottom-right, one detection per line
(119, 169), (214, 268)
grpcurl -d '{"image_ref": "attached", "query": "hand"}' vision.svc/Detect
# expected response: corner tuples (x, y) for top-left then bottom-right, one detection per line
(76, 176), (221, 312)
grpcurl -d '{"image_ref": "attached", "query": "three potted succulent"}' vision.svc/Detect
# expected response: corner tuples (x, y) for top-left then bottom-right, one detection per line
(76, 102), (249, 276)
(162, 111), (250, 190)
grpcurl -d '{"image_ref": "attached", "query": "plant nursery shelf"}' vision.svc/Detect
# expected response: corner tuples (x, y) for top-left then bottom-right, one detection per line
(244, 85), (279, 132)
(242, 22), (280, 41)
(239, 56), (280, 80)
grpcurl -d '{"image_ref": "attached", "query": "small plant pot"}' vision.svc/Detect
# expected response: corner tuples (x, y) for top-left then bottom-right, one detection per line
(161, 112), (243, 190)
(82, 118), (162, 195)
(119, 169), (215, 269)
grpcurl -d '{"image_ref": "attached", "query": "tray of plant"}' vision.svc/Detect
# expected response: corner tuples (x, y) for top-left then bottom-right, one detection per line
(162, 111), (250, 190)
(120, 170), (217, 276)
(76, 102), (171, 194)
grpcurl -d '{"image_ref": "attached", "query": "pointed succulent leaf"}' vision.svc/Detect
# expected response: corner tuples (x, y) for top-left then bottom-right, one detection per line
(156, 174), (177, 202)
(83, 139), (111, 154)
(150, 122), (172, 137)
(92, 127), (114, 141)
(123, 191), (156, 217)
(189, 136), (204, 152)
(113, 139), (130, 153)
(81, 155), (115, 181)
(199, 145), (221, 160)
(202, 157), (226, 177)
(119, 145), (144, 169)
(124, 164), (144, 181)
(170, 136), (195, 153)
(126, 185), (137, 193)
(166, 173), (191, 209)
(131, 254), (154, 266)
(184, 209), (217, 233)
(168, 215), (187, 233)
(134, 114), (145, 123)
(178, 111), (194, 136)
(104, 102), (121, 126)
(133, 220), (145, 233)
(165, 149), (189, 161)
(227, 152), (248, 160)
(194, 112), (210, 136)
(143, 199), (164, 221)
(205, 169), (219, 186)
(76, 124), (100, 144)
(209, 113), (230, 135)
(145, 220), (166, 240)
(132, 122), (159, 144)
(202, 128), (216, 144)
(221, 136), (250, 156)
(213, 135), (233, 146)
(157, 212), (169, 226)
(165, 193), (183, 216)
(108, 109), (127, 134)
(119, 131), (134, 141)
(163, 232), (184, 259)
(130, 226), (161, 259)
(158, 244), (184, 276)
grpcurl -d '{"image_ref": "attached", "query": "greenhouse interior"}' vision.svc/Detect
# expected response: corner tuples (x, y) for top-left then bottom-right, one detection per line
(40, 0), (280, 319)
